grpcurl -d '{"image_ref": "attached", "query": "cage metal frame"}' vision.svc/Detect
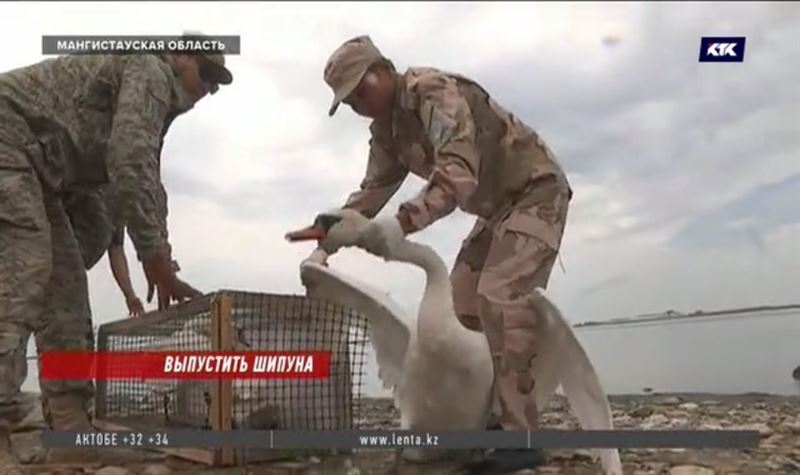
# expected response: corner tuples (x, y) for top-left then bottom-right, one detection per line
(93, 290), (367, 466)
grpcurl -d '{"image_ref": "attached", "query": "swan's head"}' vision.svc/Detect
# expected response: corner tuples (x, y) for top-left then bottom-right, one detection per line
(285, 208), (371, 253)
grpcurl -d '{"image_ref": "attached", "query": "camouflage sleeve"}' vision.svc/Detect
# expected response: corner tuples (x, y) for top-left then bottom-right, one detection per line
(157, 180), (169, 242)
(343, 133), (408, 219)
(105, 55), (171, 262)
(399, 73), (479, 232)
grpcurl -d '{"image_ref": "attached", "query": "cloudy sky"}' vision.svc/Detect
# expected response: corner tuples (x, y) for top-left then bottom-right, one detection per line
(2, 2), (798, 328)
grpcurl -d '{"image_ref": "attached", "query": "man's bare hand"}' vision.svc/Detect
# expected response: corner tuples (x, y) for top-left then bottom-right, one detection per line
(142, 250), (203, 310)
(142, 249), (179, 310)
(173, 277), (203, 304)
(396, 208), (415, 236)
(126, 296), (145, 317)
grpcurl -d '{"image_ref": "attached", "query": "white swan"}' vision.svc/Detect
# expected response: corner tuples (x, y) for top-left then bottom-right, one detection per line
(286, 210), (622, 475)
(289, 212), (494, 456)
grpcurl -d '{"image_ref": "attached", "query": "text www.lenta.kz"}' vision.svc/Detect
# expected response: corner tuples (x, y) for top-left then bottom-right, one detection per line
(358, 432), (439, 447)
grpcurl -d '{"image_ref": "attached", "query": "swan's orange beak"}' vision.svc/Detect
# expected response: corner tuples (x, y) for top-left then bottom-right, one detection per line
(285, 224), (326, 242)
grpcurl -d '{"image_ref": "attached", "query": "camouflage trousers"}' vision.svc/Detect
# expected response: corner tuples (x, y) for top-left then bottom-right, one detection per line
(0, 141), (95, 430)
(451, 174), (571, 430)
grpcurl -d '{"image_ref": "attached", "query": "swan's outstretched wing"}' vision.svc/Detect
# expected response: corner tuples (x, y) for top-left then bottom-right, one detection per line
(528, 288), (623, 475)
(299, 260), (412, 394)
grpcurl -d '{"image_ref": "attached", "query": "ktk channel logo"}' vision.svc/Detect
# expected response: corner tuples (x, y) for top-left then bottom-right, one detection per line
(699, 37), (746, 63)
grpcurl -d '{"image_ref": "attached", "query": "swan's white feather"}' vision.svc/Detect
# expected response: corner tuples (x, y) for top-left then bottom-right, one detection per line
(292, 214), (619, 473)
(529, 287), (623, 475)
(300, 260), (412, 396)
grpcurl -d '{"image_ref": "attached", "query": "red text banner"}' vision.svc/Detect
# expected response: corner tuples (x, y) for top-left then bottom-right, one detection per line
(39, 351), (331, 380)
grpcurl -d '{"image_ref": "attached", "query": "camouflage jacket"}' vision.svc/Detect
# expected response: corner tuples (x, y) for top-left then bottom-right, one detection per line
(344, 67), (571, 233)
(0, 54), (192, 261)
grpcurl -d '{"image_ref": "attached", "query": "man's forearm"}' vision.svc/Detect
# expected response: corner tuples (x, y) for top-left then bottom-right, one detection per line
(108, 246), (137, 300)
(397, 183), (458, 234)
(343, 185), (399, 219)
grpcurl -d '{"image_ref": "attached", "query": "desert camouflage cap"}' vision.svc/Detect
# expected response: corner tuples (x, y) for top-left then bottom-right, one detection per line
(324, 35), (384, 116)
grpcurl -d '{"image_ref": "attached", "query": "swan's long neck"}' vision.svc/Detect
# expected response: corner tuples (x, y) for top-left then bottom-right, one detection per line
(388, 240), (449, 283)
(386, 240), (462, 338)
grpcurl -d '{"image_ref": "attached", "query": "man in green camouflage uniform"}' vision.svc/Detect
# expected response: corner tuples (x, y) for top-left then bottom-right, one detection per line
(65, 137), (188, 318)
(0, 41), (231, 472)
(63, 189), (145, 316)
(320, 35), (572, 470)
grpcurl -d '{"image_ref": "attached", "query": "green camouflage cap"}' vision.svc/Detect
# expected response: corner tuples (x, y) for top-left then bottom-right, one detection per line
(181, 31), (233, 86)
(323, 35), (384, 116)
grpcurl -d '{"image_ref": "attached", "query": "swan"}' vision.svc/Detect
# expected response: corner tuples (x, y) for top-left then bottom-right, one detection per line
(286, 209), (623, 475)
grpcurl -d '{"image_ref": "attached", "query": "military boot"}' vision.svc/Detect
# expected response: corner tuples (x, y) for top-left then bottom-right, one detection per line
(45, 437), (154, 465)
(42, 396), (155, 465)
(43, 393), (94, 431)
(0, 427), (23, 475)
(41, 393), (101, 464)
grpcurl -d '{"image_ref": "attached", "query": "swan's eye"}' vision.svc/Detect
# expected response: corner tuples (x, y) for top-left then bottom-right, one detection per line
(314, 214), (343, 232)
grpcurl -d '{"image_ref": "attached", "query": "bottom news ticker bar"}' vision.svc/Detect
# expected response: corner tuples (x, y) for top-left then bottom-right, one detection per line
(42, 430), (760, 450)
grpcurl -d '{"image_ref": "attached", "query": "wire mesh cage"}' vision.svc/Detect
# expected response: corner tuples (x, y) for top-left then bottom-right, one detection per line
(94, 290), (369, 466)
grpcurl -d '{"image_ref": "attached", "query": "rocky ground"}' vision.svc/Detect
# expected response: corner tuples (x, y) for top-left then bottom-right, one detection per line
(13, 393), (800, 475)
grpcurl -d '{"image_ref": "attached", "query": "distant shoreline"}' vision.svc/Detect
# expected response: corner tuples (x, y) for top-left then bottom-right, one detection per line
(574, 303), (800, 328)
(604, 391), (800, 403)
(364, 392), (800, 403)
(357, 392), (800, 408)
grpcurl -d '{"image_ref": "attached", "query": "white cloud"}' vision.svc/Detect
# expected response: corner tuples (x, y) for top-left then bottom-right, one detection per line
(1, 2), (797, 336)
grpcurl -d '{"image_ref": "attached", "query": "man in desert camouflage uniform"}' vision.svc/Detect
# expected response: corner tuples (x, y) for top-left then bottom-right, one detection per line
(321, 35), (572, 470)
(0, 35), (231, 472)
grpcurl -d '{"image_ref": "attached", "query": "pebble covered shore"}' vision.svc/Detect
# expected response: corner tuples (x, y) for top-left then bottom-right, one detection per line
(13, 393), (800, 474)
